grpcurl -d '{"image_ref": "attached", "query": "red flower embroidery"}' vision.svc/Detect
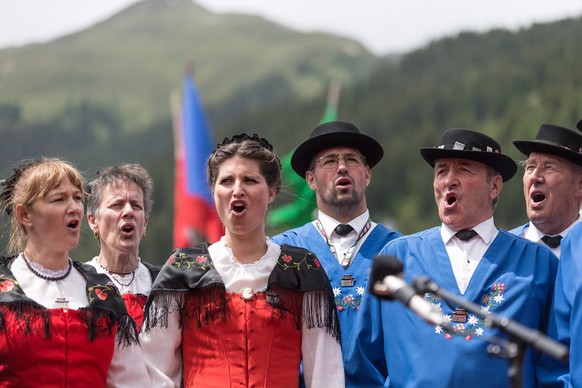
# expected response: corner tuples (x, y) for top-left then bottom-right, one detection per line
(196, 256), (207, 263)
(95, 288), (108, 300)
(282, 254), (292, 263)
(168, 256), (175, 264)
(465, 335), (472, 341)
(0, 280), (14, 292)
(337, 306), (344, 312)
(493, 282), (506, 292)
(313, 258), (321, 268)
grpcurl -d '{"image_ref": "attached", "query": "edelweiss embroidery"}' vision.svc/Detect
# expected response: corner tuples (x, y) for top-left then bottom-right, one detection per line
(427, 282), (506, 340)
(333, 286), (366, 312)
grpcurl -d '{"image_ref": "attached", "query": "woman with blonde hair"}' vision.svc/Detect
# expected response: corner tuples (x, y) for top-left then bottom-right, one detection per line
(0, 157), (150, 387)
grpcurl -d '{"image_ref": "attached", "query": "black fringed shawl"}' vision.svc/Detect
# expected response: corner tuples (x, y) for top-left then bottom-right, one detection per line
(143, 243), (341, 343)
(0, 257), (138, 347)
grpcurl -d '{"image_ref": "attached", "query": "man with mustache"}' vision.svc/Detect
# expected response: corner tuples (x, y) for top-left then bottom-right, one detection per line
(272, 121), (402, 359)
(346, 128), (558, 387)
(510, 123), (582, 257)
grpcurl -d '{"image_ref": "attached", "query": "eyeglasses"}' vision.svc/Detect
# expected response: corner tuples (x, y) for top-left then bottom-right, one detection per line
(314, 154), (367, 169)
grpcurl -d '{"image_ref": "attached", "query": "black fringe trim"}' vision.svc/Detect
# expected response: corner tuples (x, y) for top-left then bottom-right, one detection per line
(143, 283), (341, 343)
(0, 301), (138, 347)
(79, 307), (138, 348)
(0, 300), (51, 338)
(0, 258), (138, 346)
(143, 283), (227, 332)
(268, 284), (341, 343)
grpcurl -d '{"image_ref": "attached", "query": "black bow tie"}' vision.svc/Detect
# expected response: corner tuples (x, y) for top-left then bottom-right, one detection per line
(334, 224), (354, 236)
(541, 235), (562, 249)
(455, 229), (478, 241)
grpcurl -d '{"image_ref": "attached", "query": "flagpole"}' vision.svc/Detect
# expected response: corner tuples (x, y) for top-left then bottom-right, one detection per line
(267, 80), (342, 230)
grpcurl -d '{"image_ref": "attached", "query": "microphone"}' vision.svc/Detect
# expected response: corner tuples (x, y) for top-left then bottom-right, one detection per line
(370, 255), (450, 329)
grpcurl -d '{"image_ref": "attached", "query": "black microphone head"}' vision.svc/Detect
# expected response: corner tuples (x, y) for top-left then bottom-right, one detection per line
(369, 255), (404, 297)
(412, 276), (439, 294)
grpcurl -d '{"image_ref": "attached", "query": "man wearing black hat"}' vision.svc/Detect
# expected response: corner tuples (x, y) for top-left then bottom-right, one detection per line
(346, 128), (558, 387)
(510, 123), (582, 257)
(272, 121), (402, 357)
(536, 119), (582, 385)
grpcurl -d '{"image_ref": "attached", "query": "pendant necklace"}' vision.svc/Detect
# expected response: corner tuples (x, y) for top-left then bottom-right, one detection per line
(98, 261), (136, 287)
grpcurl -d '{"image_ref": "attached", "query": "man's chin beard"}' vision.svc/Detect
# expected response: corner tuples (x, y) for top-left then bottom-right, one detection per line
(328, 193), (360, 210)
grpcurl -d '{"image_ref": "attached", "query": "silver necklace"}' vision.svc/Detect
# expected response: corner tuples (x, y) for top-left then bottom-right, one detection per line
(109, 272), (136, 287)
(97, 261), (136, 287)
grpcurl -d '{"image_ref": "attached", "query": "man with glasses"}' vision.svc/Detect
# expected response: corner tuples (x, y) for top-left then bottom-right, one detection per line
(272, 120), (402, 359)
(510, 123), (582, 257)
(535, 120), (582, 385)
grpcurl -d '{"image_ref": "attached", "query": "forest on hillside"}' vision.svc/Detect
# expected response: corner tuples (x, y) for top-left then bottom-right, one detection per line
(1, 8), (582, 265)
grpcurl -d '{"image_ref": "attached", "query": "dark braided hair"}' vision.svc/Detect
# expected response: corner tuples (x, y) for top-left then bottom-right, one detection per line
(207, 133), (281, 194)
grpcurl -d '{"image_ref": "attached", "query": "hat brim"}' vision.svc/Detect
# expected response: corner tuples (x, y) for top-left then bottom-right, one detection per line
(419, 148), (517, 182)
(513, 140), (582, 167)
(291, 132), (383, 178)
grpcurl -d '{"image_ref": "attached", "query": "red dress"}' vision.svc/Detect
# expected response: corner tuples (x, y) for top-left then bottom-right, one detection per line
(182, 293), (302, 387)
(0, 309), (114, 387)
(143, 243), (341, 387)
(0, 258), (138, 387)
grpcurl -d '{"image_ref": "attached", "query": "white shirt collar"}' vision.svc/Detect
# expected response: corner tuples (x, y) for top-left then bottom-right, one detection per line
(441, 217), (497, 245)
(209, 237), (281, 292)
(317, 209), (370, 237)
(525, 214), (581, 242)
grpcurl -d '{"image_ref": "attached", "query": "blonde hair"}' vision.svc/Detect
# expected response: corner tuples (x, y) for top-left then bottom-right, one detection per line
(1, 158), (85, 254)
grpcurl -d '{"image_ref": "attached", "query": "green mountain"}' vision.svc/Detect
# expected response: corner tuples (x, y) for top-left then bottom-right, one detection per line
(0, 0), (380, 262)
(0, 0), (380, 129)
(1, 3), (582, 265)
(229, 16), (582, 235)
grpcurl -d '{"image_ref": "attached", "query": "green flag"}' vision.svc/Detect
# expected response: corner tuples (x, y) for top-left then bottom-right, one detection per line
(268, 81), (341, 229)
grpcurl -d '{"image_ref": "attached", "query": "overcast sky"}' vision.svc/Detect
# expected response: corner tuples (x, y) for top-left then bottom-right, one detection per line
(1, 0), (581, 55)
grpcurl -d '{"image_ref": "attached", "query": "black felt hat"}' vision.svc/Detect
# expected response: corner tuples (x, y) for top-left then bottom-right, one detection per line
(420, 128), (517, 182)
(513, 123), (582, 167)
(291, 121), (383, 178)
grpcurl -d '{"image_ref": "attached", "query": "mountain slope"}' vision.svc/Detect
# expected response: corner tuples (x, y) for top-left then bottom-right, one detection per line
(2, 8), (582, 262)
(229, 16), (582, 234)
(0, 0), (380, 128)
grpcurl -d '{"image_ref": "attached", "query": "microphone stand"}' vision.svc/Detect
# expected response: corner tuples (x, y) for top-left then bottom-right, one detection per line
(413, 276), (568, 388)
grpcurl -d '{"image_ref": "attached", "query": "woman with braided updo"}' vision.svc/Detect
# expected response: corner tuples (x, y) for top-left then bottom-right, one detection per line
(140, 134), (344, 387)
(0, 157), (150, 387)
